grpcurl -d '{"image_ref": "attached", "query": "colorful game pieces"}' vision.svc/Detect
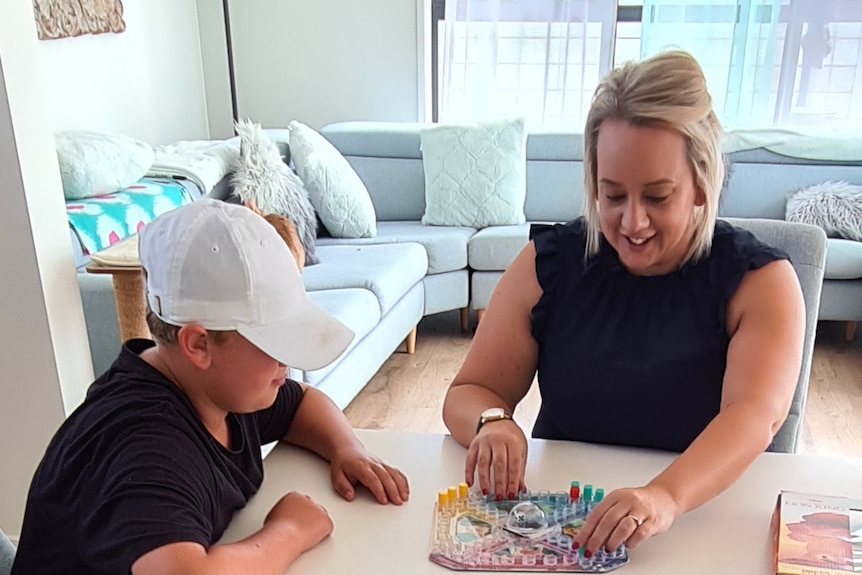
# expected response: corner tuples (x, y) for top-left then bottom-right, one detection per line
(430, 481), (629, 572)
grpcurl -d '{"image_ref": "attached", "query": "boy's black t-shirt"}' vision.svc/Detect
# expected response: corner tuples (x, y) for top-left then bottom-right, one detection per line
(11, 339), (304, 575)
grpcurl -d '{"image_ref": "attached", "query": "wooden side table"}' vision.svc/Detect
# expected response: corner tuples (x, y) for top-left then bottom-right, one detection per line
(85, 234), (149, 342)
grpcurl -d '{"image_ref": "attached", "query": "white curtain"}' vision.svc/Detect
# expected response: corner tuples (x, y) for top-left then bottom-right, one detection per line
(439, 0), (619, 129)
(639, 0), (862, 129)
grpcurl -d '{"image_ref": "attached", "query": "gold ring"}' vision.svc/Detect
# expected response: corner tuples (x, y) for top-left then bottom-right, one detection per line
(625, 514), (644, 527)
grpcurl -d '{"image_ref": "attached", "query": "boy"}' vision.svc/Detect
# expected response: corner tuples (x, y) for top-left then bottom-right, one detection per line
(12, 200), (409, 574)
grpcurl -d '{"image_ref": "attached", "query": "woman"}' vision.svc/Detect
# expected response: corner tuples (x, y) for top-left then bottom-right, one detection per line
(442, 51), (805, 556)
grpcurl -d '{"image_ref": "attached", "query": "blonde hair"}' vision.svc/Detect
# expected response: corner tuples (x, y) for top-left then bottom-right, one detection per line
(583, 50), (724, 263)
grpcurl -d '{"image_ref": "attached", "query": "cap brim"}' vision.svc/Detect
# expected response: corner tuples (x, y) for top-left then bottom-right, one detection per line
(237, 299), (355, 372)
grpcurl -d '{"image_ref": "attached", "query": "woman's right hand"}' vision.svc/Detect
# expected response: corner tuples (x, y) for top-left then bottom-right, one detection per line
(465, 419), (528, 500)
(264, 491), (333, 552)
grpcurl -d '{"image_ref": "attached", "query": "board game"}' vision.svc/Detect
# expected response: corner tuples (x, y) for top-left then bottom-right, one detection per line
(430, 481), (629, 572)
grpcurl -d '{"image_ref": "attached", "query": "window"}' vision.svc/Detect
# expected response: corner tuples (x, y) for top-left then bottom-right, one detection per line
(433, 0), (617, 129)
(432, 0), (862, 130)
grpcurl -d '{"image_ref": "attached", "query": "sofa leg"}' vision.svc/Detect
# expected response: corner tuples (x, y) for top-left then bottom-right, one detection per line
(405, 326), (417, 354)
(845, 321), (857, 341)
(460, 307), (469, 332)
(476, 309), (485, 324)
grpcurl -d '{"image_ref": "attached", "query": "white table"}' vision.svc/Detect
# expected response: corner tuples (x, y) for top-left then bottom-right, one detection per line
(221, 430), (862, 574)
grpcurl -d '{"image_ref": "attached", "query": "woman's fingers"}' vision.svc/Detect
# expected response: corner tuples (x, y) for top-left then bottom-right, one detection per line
(466, 422), (528, 498)
(474, 441), (494, 495)
(576, 485), (678, 555)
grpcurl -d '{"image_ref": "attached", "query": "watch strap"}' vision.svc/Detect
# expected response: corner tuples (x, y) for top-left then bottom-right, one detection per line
(476, 411), (513, 434)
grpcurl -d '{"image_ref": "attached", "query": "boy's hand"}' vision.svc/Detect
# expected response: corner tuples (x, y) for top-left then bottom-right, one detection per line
(264, 491), (333, 552)
(329, 446), (410, 505)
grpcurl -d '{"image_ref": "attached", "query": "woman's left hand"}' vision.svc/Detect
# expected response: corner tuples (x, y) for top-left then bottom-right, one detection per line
(574, 485), (680, 556)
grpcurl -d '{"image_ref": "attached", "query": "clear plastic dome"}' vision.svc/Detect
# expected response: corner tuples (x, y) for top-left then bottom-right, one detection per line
(505, 501), (548, 534)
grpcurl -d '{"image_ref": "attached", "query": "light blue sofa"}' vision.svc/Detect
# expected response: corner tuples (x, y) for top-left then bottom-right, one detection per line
(77, 121), (862, 413)
(78, 236), (433, 411)
(320, 122), (862, 340)
(76, 128), (471, 410)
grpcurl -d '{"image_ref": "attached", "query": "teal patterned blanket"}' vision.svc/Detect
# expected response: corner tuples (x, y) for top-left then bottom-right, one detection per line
(66, 177), (197, 256)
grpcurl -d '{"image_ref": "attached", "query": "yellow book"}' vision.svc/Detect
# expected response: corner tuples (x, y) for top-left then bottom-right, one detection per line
(772, 491), (862, 575)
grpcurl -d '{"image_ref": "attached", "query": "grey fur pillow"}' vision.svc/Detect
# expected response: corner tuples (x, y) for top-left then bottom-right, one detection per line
(232, 119), (319, 265)
(786, 181), (862, 241)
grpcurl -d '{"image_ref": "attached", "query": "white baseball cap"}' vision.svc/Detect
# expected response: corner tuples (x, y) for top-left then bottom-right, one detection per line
(139, 199), (354, 371)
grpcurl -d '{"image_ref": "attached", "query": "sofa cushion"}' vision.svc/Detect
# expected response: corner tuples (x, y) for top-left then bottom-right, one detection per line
(307, 288), (380, 346)
(303, 288), (381, 383)
(289, 120), (377, 238)
(56, 131), (154, 200)
(468, 225), (531, 271)
(825, 238), (862, 280)
(316, 221), (475, 275)
(420, 118), (528, 228)
(424, 271), (469, 315)
(304, 284), (425, 393)
(322, 122), (426, 159)
(303, 243), (428, 315)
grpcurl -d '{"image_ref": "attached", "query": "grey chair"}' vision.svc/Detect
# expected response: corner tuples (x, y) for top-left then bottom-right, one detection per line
(722, 218), (827, 454)
(0, 528), (15, 575)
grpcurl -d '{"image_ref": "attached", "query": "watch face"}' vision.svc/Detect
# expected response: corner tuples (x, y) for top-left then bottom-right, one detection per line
(482, 407), (506, 419)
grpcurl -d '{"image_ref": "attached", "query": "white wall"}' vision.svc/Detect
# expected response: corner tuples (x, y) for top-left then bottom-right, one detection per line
(39, 0), (210, 144)
(226, 0), (421, 129)
(0, 0), (94, 538)
(0, 0), (215, 539)
(195, 0), (235, 140)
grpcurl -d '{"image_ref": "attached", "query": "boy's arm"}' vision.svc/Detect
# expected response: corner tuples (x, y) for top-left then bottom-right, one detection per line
(132, 528), (302, 575)
(133, 491), (331, 575)
(282, 383), (410, 505)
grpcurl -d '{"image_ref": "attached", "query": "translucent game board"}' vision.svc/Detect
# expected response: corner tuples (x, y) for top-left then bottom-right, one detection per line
(429, 482), (629, 572)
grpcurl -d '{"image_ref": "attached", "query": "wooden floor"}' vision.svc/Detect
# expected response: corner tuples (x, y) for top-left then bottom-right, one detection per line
(345, 310), (862, 458)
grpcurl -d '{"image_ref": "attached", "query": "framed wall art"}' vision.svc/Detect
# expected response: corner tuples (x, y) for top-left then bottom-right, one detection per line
(33, 0), (126, 40)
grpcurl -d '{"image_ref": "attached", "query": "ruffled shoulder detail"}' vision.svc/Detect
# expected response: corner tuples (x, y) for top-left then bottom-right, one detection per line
(708, 220), (790, 302)
(530, 218), (589, 341)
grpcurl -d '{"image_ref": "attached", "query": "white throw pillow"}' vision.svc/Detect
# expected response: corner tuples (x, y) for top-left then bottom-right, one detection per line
(55, 131), (154, 200)
(420, 118), (527, 228)
(786, 181), (862, 241)
(288, 120), (377, 238)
